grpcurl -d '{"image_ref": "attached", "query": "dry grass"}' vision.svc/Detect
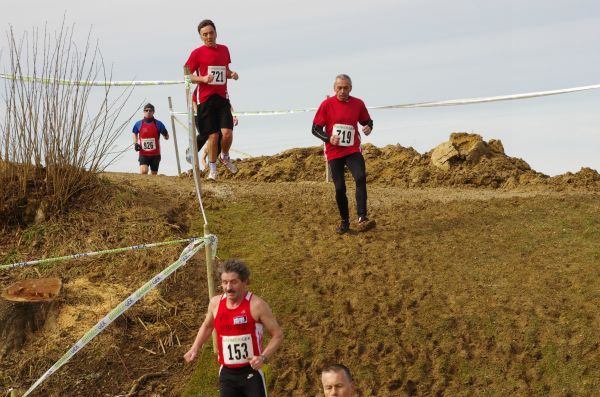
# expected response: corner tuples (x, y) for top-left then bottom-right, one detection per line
(0, 19), (135, 227)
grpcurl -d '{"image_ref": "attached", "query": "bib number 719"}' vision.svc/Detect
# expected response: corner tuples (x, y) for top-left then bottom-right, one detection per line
(332, 124), (355, 147)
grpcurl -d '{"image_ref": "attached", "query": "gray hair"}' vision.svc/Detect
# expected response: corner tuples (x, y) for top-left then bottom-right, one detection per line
(322, 364), (353, 382)
(335, 74), (352, 85)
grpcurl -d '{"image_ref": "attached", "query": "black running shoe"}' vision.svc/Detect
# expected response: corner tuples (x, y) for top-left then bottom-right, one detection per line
(336, 220), (350, 234)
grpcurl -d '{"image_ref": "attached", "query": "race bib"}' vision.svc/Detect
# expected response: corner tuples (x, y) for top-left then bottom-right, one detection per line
(207, 66), (226, 85)
(332, 124), (355, 147)
(141, 138), (156, 151)
(222, 334), (254, 365)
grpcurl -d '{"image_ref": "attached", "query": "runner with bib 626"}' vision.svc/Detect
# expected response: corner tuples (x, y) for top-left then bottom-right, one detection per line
(312, 74), (376, 234)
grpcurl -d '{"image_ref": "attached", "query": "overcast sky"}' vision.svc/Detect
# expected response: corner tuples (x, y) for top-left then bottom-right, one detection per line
(2, 0), (599, 176)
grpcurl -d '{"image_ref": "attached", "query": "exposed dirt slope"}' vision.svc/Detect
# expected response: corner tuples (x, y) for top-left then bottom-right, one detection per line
(220, 133), (600, 191)
(1, 136), (600, 396)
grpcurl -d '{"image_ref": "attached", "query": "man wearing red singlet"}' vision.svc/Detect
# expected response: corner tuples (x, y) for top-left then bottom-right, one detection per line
(312, 74), (376, 234)
(184, 259), (283, 397)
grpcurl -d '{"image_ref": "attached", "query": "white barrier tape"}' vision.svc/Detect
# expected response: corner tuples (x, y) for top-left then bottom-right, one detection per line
(21, 235), (217, 397)
(170, 108), (316, 117)
(170, 83), (600, 116)
(1, 237), (203, 270)
(172, 116), (254, 158)
(0, 73), (184, 87)
(370, 83), (600, 109)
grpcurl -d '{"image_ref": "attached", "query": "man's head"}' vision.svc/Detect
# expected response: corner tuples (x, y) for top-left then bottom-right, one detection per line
(333, 74), (352, 102)
(321, 364), (354, 397)
(198, 19), (217, 47)
(218, 259), (250, 302)
(143, 103), (155, 118)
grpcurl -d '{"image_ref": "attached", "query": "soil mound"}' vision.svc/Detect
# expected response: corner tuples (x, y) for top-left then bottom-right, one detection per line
(220, 133), (600, 190)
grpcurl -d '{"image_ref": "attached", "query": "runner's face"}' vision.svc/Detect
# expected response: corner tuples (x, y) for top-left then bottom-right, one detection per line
(221, 272), (247, 301)
(322, 371), (354, 397)
(334, 78), (352, 102)
(200, 25), (217, 47)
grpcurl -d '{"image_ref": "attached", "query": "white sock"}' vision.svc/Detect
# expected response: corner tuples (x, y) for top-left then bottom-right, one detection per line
(221, 152), (230, 160)
(209, 162), (217, 172)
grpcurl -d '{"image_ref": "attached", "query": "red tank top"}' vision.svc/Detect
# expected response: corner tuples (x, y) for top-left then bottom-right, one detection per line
(138, 119), (160, 156)
(214, 291), (264, 368)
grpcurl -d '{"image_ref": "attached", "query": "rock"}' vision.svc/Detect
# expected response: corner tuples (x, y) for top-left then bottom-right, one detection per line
(449, 132), (490, 164)
(449, 132), (484, 155)
(465, 141), (490, 163)
(430, 142), (459, 170)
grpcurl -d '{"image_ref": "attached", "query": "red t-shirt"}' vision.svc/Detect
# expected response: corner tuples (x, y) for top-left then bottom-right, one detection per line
(185, 44), (231, 104)
(313, 96), (371, 161)
(214, 292), (264, 368)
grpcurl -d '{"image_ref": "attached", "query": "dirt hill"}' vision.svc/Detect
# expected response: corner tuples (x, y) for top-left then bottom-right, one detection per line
(1, 134), (600, 396)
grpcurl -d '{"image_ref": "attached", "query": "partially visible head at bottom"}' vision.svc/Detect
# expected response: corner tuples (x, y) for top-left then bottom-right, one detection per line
(321, 364), (354, 397)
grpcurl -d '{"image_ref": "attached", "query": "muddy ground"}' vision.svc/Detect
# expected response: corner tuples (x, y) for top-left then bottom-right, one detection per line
(1, 135), (600, 396)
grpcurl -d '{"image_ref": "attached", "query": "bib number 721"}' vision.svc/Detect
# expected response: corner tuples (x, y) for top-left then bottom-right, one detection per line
(208, 66), (226, 85)
(332, 124), (355, 147)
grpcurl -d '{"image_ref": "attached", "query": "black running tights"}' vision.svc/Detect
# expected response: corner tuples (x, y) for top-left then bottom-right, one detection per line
(328, 152), (367, 221)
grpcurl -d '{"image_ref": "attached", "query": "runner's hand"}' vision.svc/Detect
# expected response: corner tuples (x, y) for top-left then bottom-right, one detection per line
(183, 349), (197, 363)
(363, 125), (372, 136)
(248, 355), (264, 370)
(134, 143), (141, 151)
(330, 135), (340, 146)
(233, 116), (238, 126)
(230, 71), (239, 80)
(204, 74), (214, 84)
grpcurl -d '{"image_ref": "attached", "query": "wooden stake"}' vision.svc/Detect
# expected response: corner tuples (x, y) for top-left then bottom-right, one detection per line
(184, 66), (216, 354)
(204, 223), (217, 353)
(167, 96), (182, 175)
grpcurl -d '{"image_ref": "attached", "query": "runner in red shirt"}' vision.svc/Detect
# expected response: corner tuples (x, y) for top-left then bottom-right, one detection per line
(185, 19), (239, 181)
(312, 74), (376, 234)
(184, 259), (283, 397)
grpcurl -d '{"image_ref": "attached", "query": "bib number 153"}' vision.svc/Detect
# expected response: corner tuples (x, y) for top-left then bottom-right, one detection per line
(222, 334), (254, 365)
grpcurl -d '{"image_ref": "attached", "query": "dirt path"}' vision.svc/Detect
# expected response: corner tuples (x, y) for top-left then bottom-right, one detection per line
(1, 144), (600, 396)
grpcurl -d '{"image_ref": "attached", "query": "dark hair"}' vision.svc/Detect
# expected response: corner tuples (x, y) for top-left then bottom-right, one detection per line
(322, 364), (353, 382)
(218, 259), (250, 281)
(198, 19), (216, 34)
(143, 103), (155, 111)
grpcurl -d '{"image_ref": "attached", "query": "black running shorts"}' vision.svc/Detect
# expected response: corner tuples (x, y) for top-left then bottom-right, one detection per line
(219, 365), (267, 397)
(138, 155), (161, 172)
(195, 94), (233, 140)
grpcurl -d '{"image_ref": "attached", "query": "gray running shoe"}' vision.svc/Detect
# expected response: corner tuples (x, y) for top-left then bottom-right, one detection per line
(220, 156), (238, 174)
(207, 168), (218, 181)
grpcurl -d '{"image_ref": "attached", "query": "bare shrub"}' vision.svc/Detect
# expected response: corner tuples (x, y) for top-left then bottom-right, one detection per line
(0, 20), (135, 226)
